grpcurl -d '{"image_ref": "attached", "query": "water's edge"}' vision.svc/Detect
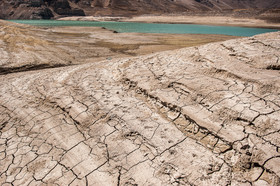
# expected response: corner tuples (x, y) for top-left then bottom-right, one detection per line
(9, 20), (278, 37)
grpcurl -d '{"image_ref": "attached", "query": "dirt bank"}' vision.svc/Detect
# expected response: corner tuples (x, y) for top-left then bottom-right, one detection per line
(58, 15), (280, 29)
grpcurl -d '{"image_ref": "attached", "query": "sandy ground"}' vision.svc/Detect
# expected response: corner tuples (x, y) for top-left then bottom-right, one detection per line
(59, 15), (280, 29)
(123, 15), (280, 28)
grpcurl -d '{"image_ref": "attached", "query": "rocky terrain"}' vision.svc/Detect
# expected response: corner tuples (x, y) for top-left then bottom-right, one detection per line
(0, 0), (280, 20)
(0, 20), (280, 185)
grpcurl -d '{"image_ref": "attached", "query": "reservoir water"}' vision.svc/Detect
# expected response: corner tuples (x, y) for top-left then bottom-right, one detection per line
(9, 20), (278, 37)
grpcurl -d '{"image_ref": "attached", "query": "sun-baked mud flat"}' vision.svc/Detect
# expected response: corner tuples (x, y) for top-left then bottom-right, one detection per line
(0, 20), (280, 185)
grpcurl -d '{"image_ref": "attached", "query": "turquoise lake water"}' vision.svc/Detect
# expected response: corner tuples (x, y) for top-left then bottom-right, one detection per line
(9, 20), (278, 37)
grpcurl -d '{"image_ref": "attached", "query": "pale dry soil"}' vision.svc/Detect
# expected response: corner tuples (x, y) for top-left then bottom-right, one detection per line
(0, 20), (280, 185)
(59, 15), (280, 29)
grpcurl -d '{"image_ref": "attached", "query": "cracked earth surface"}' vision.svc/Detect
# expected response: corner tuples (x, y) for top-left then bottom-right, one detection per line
(0, 21), (280, 185)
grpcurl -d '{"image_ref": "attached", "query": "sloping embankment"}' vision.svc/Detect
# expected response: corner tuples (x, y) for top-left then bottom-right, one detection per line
(0, 27), (280, 185)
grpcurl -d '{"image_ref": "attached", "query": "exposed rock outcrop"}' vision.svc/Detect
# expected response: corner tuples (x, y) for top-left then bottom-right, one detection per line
(0, 20), (279, 185)
(0, 0), (85, 19)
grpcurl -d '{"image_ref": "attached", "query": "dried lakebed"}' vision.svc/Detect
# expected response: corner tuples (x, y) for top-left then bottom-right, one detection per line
(0, 21), (280, 185)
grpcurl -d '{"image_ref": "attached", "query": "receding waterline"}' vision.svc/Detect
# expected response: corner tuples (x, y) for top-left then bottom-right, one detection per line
(9, 20), (278, 37)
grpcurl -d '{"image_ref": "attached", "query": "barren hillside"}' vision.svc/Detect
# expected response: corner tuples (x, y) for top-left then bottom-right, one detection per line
(0, 0), (280, 19)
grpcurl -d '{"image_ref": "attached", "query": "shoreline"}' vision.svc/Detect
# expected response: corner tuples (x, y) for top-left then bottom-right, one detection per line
(0, 20), (239, 69)
(57, 15), (280, 29)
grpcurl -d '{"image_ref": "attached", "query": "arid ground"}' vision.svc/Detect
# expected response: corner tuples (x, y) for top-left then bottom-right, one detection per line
(59, 15), (280, 29)
(0, 20), (280, 185)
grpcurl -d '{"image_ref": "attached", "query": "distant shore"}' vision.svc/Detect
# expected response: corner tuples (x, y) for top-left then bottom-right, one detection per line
(58, 15), (280, 29)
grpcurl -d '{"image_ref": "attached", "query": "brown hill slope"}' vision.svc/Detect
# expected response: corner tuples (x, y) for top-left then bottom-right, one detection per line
(0, 0), (280, 19)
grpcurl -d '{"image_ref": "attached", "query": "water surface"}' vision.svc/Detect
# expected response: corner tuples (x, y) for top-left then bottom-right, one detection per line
(9, 20), (278, 37)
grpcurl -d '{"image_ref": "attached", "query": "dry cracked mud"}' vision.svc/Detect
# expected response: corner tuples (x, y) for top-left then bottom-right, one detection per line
(0, 20), (280, 185)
